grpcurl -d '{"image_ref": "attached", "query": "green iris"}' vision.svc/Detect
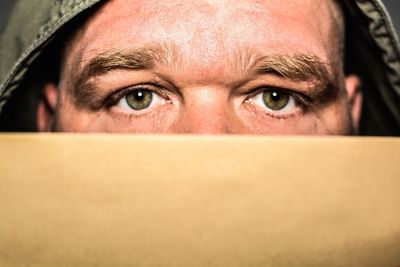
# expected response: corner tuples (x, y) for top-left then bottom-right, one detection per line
(262, 90), (290, 110)
(126, 89), (153, 110)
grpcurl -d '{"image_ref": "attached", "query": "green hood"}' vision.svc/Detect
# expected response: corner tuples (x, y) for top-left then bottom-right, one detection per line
(0, 0), (399, 135)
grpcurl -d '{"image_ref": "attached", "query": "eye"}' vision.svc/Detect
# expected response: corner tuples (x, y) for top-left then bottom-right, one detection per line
(116, 88), (166, 112)
(250, 88), (297, 114)
(262, 90), (292, 110)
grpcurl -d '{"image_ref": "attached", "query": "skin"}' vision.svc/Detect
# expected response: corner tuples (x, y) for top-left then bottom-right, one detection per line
(37, 0), (362, 134)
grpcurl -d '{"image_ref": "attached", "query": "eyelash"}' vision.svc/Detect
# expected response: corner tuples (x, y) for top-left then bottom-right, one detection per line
(103, 83), (169, 108)
(251, 86), (312, 102)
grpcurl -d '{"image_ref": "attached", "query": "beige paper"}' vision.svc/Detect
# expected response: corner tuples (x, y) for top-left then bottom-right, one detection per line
(0, 134), (399, 267)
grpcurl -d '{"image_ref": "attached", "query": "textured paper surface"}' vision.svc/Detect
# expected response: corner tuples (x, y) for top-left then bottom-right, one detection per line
(0, 134), (399, 267)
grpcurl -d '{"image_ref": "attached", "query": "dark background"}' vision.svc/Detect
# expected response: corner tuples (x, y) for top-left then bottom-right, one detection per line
(1, 1), (399, 44)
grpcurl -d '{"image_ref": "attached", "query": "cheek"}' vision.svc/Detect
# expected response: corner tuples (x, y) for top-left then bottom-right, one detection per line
(55, 102), (178, 133)
(55, 108), (103, 132)
(101, 111), (178, 133)
(296, 102), (353, 135)
(236, 102), (352, 135)
(315, 103), (353, 135)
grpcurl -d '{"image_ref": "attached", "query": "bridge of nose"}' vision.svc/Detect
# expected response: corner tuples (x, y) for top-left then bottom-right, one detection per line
(171, 86), (236, 134)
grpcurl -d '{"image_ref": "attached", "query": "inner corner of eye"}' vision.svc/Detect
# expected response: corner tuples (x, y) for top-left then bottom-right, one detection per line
(244, 97), (253, 104)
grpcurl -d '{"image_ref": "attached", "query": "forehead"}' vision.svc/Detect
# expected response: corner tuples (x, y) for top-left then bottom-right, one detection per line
(69, 0), (340, 71)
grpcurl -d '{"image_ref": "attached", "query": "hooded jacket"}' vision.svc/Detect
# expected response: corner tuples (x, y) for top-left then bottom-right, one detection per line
(0, 0), (399, 135)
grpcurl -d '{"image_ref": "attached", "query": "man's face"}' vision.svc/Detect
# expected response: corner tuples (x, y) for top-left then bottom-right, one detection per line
(39, 0), (362, 134)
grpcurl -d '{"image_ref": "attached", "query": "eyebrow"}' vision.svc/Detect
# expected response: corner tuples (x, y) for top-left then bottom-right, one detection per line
(72, 45), (337, 109)
(253, 54), (337, 102)
(255, 54), (330, 82)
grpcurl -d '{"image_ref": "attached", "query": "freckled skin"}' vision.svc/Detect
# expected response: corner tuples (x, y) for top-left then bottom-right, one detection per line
(42, 0), (361, 135)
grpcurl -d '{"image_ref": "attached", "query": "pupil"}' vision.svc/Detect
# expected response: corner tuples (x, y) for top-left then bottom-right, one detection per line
(271, 91), (281, 101)
(135, 90), (145, 101)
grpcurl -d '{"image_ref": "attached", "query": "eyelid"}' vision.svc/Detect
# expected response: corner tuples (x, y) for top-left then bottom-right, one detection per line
(245, 86), (312, 106)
